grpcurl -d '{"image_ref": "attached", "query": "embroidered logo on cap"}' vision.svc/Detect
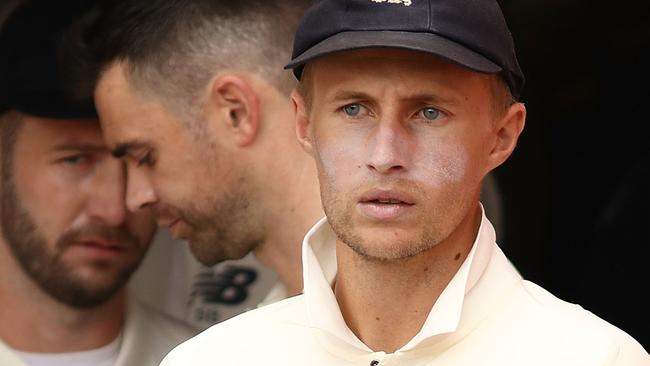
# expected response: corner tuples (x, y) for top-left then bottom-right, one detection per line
(370, 0), (412, 6)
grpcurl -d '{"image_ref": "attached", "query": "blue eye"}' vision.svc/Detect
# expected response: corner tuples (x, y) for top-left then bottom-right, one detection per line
(343, 104), (361, 117)
(421, 107), (441, 120)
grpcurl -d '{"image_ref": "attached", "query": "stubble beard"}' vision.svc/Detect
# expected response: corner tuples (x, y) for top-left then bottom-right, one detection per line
(321, 178), (461, 262)
(179, 177), (264, 266)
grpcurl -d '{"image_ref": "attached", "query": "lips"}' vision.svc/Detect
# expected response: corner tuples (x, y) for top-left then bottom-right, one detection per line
(359, 190), (415, 205)
(357, 189), (415, 220)
(68, 239), (127, 260)
(75, 238), (125, 251)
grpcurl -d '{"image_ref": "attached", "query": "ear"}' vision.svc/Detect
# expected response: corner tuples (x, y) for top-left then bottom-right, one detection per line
(210, 75), (260, 146)
(487, 102), (526, 171)
(292, 89), (314, 155)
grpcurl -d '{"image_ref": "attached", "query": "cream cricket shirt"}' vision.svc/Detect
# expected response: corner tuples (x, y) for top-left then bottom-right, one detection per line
(161, 211), (650, 365)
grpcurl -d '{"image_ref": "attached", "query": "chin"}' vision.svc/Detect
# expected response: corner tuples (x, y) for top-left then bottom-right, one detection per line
(340, 227), (435, 261)
(49, 271), (130, 309)
(188, 239), (227, 266)
(360, 243), (432, 262)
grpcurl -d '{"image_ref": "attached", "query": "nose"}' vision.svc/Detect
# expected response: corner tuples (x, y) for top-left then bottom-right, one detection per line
(366, 120), (410, 174)
(125, 165), (158, 212)
(86, 159), (128, 226)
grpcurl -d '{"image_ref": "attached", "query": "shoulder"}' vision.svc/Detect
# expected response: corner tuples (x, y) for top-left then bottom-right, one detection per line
(161, 295), (307, 365)
(200, 293), (307, 338)
(511, 280), (649, 364)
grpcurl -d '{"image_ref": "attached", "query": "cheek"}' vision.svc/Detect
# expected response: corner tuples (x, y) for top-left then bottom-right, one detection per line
(15, 167), (81, 238)
(314, 134), (366, 186)
(156, 150), (203, 199)
(414, 143), (469, 186)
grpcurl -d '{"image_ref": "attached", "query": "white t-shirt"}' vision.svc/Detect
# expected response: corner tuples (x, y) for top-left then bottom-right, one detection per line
(0, 297), (197, 366)
(13, 335), (120, 366)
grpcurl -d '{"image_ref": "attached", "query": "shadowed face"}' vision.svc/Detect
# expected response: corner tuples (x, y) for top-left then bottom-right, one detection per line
(95, 62), (262, 266)
(298, 49), (502, 261)
(0, 116), (156, 307)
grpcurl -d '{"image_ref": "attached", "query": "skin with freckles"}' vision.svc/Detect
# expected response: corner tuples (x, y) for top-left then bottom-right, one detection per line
(295, 48), (526, 351)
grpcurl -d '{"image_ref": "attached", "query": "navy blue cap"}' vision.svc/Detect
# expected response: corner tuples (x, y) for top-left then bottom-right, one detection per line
(0, 0), (97, 119)
(286, 0), (525, 100)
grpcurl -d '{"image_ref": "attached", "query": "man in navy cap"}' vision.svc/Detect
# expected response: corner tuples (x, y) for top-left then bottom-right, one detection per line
(159, 0), (648, 365)
(0, 2), (196, 365)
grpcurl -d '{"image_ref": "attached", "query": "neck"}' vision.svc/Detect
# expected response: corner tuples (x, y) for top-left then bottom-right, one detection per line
(0, 247), (125, 352)
(334, 207), (481, 352)
(254, 159), (323, 297)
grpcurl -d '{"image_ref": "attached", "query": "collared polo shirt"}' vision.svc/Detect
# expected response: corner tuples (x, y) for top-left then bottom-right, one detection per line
(161, 210), (650, 365)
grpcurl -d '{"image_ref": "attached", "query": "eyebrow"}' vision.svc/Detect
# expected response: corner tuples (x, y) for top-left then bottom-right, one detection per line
(401, 93), (460, 106)
(331, 91), (372, 102)
(111, 141), (151, 158)
(52, 143), (109, 153)
(330, 90), (459, 106)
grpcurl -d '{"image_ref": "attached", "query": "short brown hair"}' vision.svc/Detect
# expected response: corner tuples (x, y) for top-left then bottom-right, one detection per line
(88, 0), (310, 119)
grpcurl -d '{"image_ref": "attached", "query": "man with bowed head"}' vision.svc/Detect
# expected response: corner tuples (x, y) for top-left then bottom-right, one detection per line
(92, 0), (321, 308)
(0, 2), (196, 365)
(159, 0), (649, 365)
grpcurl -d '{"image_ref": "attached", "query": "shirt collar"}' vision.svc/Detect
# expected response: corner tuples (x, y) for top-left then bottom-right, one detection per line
(302, 205), (495, 352)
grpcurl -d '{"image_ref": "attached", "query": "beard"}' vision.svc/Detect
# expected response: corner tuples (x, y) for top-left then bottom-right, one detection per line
(0, 173), (147, 309)
(155, 178), (264, 266)
(320, 174), (467, 262)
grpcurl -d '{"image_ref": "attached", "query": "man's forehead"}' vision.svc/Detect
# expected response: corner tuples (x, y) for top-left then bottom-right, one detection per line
(98, 60), (132, 91)
(311, 48), (479, 76)
(97, 66), (165, 142)
(308, 48), (489, 100)
(20, 114), (102, 133)
(97, 63), (140, 113)
(16, 115), (107, 147)
(97, 62), (178, 123)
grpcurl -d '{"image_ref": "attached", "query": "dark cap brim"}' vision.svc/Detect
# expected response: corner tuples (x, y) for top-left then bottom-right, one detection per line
(11, 94), (97, 120)
(286, 30), (502, 78)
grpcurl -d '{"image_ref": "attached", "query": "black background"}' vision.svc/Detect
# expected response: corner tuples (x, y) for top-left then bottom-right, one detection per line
(497, 0), (649, 348)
